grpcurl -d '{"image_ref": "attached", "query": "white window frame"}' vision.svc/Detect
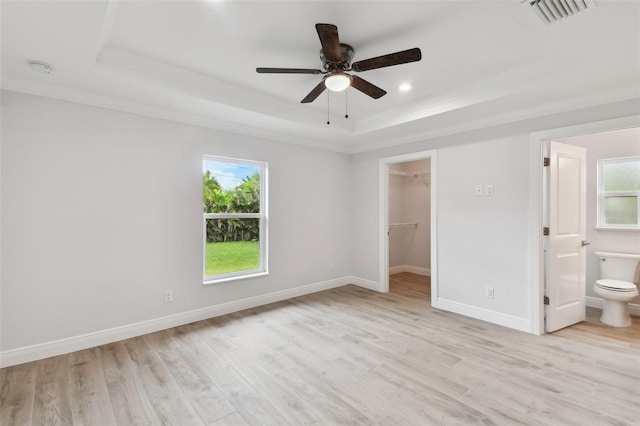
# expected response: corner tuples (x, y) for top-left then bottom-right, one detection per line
(597, 156), (640, 230)
(203, 155), (268, 284)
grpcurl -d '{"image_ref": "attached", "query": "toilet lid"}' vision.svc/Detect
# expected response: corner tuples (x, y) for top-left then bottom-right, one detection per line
(596, 279), (638, 292)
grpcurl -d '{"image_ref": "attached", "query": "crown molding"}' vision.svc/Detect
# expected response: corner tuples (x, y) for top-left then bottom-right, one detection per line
(3, 77), (637, 156)
(97, 45), (352, 132)
(346, 85), (640, 154)
(0, 79), (351, 153)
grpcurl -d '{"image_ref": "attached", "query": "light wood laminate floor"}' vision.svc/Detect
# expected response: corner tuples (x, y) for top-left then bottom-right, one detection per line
(2, 273), (639, 425)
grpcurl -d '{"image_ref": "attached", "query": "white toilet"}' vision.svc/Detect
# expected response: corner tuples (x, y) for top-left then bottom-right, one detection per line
(594, 252), (640, 327)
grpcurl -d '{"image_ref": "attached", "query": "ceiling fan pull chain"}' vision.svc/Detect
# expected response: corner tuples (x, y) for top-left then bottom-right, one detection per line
(327, 90), (330, 125)
(345, 90), (349, 119)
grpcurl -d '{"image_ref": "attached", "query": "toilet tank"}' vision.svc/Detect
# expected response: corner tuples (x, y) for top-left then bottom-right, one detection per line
(595, 252), (640, 281)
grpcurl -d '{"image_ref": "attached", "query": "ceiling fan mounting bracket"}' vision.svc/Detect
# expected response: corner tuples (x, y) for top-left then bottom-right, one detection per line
(320, 43), (354, 71)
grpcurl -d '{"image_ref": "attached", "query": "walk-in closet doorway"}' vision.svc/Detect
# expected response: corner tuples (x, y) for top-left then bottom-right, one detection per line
(379, 150), (437, 304)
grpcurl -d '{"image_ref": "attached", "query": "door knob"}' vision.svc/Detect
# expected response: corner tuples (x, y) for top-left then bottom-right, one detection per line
(581, 240), (590, 246)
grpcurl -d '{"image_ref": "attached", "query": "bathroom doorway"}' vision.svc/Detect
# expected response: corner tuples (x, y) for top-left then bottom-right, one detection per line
(379, 150), (437, 305)
(529, 117), (640, 334)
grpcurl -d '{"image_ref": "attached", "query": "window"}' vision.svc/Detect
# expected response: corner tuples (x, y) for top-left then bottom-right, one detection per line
(597, 156), (640, 230)
(203, 156), (267, 283)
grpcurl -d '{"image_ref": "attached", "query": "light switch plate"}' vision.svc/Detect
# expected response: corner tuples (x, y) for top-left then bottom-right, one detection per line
(475, 185), (483, 196)
(484, 184), (494, 196)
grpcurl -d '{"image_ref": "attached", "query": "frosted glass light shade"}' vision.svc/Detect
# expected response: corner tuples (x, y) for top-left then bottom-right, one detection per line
(325, 73), (351, 92)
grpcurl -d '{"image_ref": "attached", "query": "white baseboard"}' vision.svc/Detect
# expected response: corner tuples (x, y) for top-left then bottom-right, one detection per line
(586, 296), (640, 316)
(404, 265), (431, 276)
(388, 265), (405, 275)
(349, 276), (384, 292)
(389, 265), (431, 276)
(435, 298), (530, 333)
(0, 277), (351, 368)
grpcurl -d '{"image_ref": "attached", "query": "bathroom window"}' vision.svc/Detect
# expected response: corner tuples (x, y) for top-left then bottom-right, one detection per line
(597, 156), (640, 230)
(203, 156), (268, 284)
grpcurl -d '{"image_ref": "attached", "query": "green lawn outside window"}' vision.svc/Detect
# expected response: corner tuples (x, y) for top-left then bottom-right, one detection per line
(205, 241), (260, 276)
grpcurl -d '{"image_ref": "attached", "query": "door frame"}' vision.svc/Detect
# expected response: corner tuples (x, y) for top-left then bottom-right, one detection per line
(528, 115), (640, 335)
(379, 149), (438, 305)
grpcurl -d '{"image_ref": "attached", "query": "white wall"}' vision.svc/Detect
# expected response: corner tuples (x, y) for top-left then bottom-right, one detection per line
(0, 90), (352, 353)
(388, 159), (430, 272)
(437, 138), (530, 318)
(401, 160), (431, 271)
(388, 169), (405, 268)
(558, 128), (640, 305)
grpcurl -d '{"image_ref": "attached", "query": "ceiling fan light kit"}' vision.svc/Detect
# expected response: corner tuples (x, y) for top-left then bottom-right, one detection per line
(324, 73), (352, 92)
(256, 23), (422, 105)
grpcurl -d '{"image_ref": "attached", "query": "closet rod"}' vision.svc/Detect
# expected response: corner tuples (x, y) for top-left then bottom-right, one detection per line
(389, 222), (418, 229)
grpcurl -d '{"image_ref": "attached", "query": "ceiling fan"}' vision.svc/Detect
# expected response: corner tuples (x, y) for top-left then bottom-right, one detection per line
(256, 23), (422, 103)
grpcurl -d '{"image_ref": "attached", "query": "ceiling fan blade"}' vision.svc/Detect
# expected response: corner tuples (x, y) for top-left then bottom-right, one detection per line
(350, 75), (386, 99)
(316, 23), (342, 63)
(256, 67), (323, 74)
(301, 80), (327, 103)
(351, 47), (422, 72)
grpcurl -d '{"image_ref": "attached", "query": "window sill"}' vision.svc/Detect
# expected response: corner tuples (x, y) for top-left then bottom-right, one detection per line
(595, 227), (640, 231)
(203, 271), (269, 286)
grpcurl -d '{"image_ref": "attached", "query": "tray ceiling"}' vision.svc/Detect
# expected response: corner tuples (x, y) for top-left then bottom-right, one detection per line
(2, 0), (639, 153)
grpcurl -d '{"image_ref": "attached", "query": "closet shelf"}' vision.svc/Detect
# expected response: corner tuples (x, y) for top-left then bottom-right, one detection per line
(388, 170), (429, 177)
(389, 222), (418, 229)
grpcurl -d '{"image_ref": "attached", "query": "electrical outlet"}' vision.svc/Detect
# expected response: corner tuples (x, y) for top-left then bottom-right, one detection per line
(164, 290), (174, 303)
(475, 185), (483, 196)
(329, 262), (336, 271)
(485, 287), (494, 299)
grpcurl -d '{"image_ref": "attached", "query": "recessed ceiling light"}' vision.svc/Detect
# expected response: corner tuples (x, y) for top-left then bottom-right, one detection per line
(399, 83), (412, 92)
(28, 61), (54, 74)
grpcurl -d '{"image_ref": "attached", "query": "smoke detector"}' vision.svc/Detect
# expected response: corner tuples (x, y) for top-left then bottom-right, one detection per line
(28, 61), (54, 74)
(524, 0), (597, 24)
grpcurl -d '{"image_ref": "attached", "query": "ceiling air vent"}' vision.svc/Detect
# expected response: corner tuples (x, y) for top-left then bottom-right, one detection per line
(524, 0), (597, 24)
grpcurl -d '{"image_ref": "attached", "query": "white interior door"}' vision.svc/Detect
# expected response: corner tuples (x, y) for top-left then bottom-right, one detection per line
(546, 141), (587, 332)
